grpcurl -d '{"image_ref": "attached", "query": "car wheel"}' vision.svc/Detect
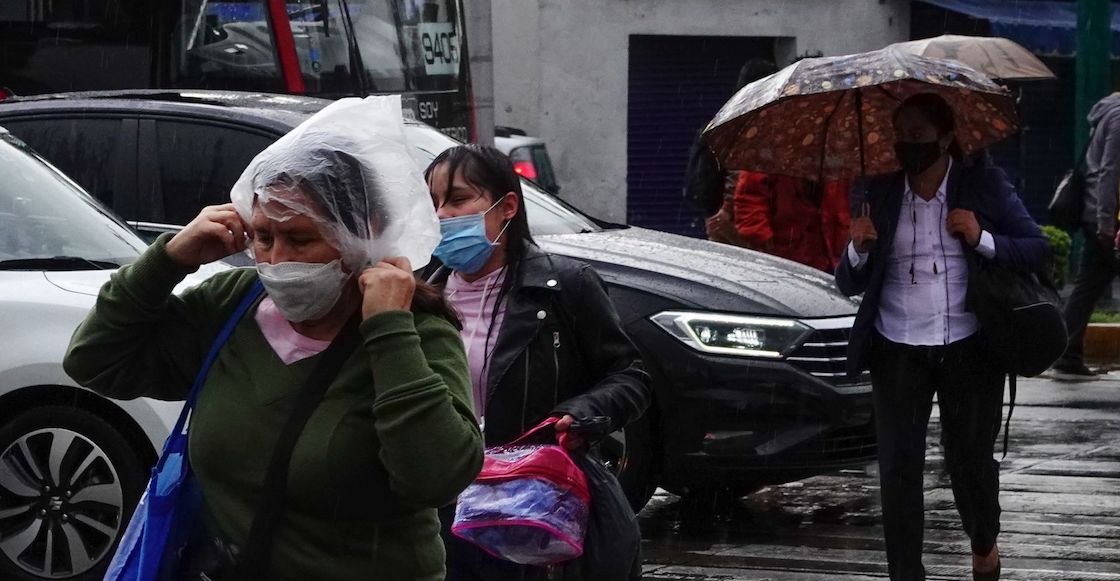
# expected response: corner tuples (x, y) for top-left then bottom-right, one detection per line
(598, 411), (657, 513)
(0, 406), (146, 581)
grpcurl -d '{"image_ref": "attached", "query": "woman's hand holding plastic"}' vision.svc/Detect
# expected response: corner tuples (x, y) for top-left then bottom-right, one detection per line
(165, 204), (248, 269)
(553, 415), (586, 451)
(358, 257), (415, 319)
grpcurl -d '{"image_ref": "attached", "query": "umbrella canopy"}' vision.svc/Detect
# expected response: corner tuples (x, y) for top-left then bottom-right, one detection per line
(703, 47), (1018, 182)
(891, 34), (1056, 81)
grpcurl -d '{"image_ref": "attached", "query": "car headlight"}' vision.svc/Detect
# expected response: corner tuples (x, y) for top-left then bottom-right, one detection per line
(650, 311), (812, 358)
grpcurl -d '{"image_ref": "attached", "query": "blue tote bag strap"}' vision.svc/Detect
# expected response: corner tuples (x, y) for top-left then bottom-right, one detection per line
(158, 280), (265, 462)
(106, 279), (264, 581)
(190, 279), (266, 405)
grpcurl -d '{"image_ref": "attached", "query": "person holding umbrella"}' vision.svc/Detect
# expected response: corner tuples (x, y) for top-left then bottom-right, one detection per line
(836, 93), (1047, 581)
(703, 49), (1049, 581)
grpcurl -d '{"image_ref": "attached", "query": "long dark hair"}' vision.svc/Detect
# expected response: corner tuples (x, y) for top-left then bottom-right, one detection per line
(411, 282), (462, 329)
(424, 145), (537, 369)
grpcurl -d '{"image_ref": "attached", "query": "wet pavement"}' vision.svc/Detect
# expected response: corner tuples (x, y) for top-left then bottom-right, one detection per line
(638, 372), (1120, 580)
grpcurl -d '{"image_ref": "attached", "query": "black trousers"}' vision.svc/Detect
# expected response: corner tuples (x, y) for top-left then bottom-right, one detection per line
(1059, 225), (1117, 365)
(869, 332), (1005, 581)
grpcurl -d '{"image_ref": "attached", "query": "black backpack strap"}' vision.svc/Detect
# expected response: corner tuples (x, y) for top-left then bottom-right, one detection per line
(682, 134), (726, 217)
(1075, 128), (1095, 173)
(236, 316), (362, 578)
(1001, 373), (1015, 460)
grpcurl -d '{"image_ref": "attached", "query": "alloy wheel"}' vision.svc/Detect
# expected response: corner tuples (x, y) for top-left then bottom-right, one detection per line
(599, 429), (629, 475)
(0, 428), (124, 578)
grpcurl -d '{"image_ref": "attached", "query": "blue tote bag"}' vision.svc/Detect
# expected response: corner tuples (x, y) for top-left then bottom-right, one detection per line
(105, 281), (264, 581)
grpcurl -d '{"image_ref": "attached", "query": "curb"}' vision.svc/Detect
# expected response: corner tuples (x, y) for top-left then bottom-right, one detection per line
(1084, 323), (1120, 363)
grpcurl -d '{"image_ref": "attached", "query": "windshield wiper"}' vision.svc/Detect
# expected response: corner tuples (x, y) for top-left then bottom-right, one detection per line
(0, 256), (120, 271)
(336, 0), (369, 94)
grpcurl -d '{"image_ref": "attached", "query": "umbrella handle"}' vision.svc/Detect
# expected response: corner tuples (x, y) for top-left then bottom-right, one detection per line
(851, 90), (870, 218)
(849, 90), (871, 218)
(855, 90), (867, 182)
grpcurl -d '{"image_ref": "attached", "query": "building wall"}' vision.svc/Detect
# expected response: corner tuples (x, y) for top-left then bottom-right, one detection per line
(463, 0), (495, 146)
(492, 0), (910, 222)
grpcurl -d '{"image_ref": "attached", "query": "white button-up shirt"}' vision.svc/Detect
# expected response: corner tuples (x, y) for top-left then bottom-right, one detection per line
(848, 160), (997, 346)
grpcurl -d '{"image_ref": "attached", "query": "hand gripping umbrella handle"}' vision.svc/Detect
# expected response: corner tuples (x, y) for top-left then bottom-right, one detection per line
(850, 90), (874, 218)
(853, 90), (868, 216)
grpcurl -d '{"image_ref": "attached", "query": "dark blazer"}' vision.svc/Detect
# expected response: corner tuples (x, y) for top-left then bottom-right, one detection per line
(429, 244), (652, 446)
(834, 156), (1049, 377)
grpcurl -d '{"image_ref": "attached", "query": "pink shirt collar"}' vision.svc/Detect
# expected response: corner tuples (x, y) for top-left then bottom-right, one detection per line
(254, 297), (332, 365)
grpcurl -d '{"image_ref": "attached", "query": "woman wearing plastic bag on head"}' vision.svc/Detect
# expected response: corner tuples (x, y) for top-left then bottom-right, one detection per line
(63, 96), (483, 581)
(423, 145), (651, 580)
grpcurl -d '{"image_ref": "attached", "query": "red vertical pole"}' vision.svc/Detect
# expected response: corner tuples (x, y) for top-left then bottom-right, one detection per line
(266, 0), (306, 94)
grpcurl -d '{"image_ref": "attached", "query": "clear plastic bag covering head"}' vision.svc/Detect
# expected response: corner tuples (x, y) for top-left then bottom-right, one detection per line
(230, 95), (439, 269)
(452, 420), (591, 566)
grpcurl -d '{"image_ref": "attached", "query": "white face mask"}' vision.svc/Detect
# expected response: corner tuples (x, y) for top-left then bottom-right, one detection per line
(256, 259), (351, 322)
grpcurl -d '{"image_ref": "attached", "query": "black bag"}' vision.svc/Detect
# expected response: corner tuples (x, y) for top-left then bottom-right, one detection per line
(967, 256), (1067, 378)
(682, 134), (726, 217)
(967, 256), (1067, 460)
(556, 451), (642, 581)
(957, 162), (1067, 459)
(1048, 141), (1091, 230)
(960, 160), (1068, 377)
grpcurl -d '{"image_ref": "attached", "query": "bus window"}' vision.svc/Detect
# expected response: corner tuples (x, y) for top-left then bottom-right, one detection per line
(348, 0), (462, 94)
(166, 0), (284, 92)
(345, 0), (408, 93)
(23, 0), (482, 139)
(0, 0), (152, 95)
(286, 0), (365, 95)
(279, 0), (472, 138)
(282, 0), (465, 96)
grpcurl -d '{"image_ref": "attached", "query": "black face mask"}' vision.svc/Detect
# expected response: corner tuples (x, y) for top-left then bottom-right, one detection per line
(894, 140), (945, 174)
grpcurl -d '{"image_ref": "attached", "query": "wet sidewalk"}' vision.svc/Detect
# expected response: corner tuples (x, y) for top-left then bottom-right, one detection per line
(639, 373), (1120, 580)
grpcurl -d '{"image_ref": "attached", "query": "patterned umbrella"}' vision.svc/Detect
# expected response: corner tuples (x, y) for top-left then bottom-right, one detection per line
(891, 35), (1056, 82)
(703, 47), (1018, 183)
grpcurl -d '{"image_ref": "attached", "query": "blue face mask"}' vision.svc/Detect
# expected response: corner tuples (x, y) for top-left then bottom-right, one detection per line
(433, 200), (511, 274)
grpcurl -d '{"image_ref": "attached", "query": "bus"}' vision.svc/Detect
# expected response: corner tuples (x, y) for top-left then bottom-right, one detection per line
(0, 0), (474, 141)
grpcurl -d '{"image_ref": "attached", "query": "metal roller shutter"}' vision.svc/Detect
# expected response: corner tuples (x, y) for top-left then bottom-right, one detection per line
(627, 34), (774, 237)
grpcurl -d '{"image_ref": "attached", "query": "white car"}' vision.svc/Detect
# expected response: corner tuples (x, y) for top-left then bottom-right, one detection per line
(494, 126), (561, 195)
(0, 127), (222, 581)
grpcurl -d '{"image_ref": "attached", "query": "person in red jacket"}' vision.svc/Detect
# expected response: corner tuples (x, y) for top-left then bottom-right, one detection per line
(732, 172), (851, 272)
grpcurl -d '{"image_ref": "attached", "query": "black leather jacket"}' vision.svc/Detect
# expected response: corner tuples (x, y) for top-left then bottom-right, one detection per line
(429, 244), (651, 446)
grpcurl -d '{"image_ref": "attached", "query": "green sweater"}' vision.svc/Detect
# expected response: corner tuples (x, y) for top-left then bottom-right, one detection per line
(64, 236), (483, 580)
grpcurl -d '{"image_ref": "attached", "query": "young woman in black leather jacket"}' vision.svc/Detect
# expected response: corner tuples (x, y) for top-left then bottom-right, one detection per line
(425, 145), (651, 580)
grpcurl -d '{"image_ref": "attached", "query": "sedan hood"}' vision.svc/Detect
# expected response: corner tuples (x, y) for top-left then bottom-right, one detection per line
(41, 270), (115, 298)
(43, 260), (233, 297)
(538, 227), (859, 318)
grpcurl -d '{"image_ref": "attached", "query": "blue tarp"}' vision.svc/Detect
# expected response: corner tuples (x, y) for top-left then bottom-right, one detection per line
(917, 0), (1120, 57)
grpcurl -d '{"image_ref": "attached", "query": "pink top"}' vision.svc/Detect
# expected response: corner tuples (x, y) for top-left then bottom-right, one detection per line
(445, 268), (507, 421)
(254, 297), (332, 365)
